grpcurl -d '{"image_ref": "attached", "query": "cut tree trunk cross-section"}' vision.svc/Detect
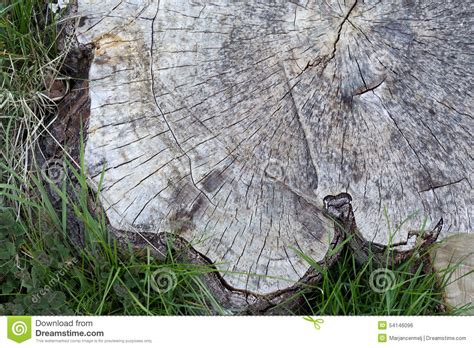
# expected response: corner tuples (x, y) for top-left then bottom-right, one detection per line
(71, 0), (473, 310)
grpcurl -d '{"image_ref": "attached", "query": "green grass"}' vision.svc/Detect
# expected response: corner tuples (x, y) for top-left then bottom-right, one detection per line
(1, 0), (66, 210)
(1, 147), (226, 315)
(0, 0), (471, 316)
(1, 145), (469, 316)
(299, 238), (472, 315)
(1, 163), (470, 315)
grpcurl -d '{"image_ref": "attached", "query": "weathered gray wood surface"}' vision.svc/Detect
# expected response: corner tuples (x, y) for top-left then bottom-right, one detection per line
(432, 234), (474, 314)
(74, 0), (473, 297)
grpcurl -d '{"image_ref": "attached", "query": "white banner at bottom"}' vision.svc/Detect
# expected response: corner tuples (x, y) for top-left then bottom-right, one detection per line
(0, 316), (472, 347)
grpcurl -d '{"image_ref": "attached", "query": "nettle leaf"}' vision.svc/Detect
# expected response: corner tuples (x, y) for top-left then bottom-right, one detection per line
(3, 301), (26, 316)
(53, 243), (71, 260)
(113, 283), (128, 298)
(5, 242), (16, 255)
(6, 260), (18, 274)
(123, 272), (139, 290)
(0, 250), (12, 260)
(10, 225), (26, 237)
(1, 279), (16, 294)
(0, 241), (17, 260)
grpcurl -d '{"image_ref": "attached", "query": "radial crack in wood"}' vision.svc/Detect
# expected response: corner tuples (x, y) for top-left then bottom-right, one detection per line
(73, 0), (473, 298)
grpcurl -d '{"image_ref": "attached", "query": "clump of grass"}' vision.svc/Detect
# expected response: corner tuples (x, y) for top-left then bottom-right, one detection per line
(1, 0), (65, 198)
(1, 148), (226, 315)
(296, 235), (472, 315)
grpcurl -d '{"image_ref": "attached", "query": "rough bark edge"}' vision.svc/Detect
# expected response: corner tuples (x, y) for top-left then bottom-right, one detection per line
(110, 221), (342, 314)
(324, 192), (442, 267)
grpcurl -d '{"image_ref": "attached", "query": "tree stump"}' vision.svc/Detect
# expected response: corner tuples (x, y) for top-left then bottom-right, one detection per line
(72, 0), (473, 311)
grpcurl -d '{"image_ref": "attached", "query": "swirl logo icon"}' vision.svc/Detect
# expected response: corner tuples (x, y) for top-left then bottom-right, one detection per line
(150, 268), (177, 294)
(41, 159), (66, 185)
(369, 268), (396, 293)
(7, 316), (32, 343)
